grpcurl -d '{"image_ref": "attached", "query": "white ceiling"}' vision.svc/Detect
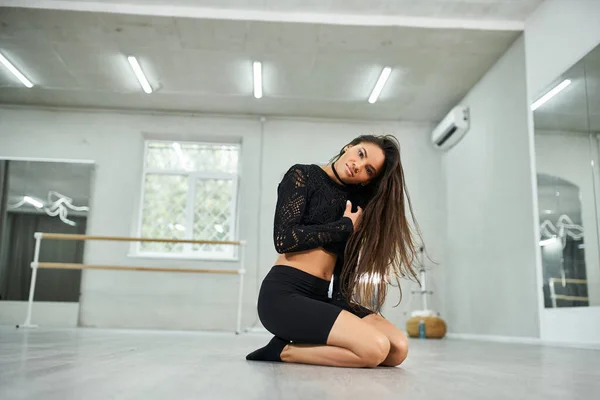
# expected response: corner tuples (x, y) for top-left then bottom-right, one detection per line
(533, 43), (600, 133)
(0, 1), (544, 121)
(19, 0), (544, 22)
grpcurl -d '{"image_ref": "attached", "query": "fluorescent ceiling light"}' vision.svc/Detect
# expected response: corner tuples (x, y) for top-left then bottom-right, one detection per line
(253, 61), (262, 99)
(531, 79), (571, 111)
(368, 67), (392, 104)
(24, 196), (43, 208)
(127, 56), (152, 94)
(0, 52), (34, 88)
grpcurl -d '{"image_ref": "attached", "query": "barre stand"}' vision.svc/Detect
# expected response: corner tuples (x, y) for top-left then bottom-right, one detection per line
(406, 247), (447, 339)
(16, 232), (247, 334)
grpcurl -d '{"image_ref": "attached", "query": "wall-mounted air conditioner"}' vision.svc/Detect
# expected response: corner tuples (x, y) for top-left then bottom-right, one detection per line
(431, 106), (470, 150)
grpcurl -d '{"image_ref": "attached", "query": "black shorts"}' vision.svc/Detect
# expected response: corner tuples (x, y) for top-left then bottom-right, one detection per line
(257, 265), (373, 345)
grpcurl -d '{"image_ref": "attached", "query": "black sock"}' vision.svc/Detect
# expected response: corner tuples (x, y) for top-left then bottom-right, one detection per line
(246, 336), (289, 362)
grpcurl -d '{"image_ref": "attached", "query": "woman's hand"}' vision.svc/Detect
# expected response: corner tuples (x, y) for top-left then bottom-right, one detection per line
(343, 200), (363, 231)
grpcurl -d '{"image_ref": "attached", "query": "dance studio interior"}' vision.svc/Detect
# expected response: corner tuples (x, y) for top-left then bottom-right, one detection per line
(0, 0), (599, 398)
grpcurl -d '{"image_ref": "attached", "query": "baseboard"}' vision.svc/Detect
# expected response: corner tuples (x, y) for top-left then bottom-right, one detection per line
(445, 333), (541, 344)
(446, 333), (600, 350)
(0, 301), (79, 327)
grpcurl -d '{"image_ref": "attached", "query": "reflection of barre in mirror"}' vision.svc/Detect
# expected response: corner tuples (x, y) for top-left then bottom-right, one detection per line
(16, 232), (247, 333)
(8, 191), (89, 226)
(548, 278), (588, 308)
(539, 214), (584, 249)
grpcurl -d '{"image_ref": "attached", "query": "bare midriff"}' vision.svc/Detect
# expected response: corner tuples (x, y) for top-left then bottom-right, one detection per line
(274, 248), (337, 280)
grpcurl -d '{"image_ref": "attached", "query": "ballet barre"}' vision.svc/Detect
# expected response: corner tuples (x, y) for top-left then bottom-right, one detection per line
(548, 277), (588, 308)
(17, 232), (247, 333)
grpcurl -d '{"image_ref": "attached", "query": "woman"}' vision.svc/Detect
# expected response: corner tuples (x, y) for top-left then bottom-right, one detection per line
(246, 135), (420, 368)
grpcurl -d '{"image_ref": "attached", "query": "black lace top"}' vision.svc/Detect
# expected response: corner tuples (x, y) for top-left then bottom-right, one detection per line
(273, 163), (370, 257)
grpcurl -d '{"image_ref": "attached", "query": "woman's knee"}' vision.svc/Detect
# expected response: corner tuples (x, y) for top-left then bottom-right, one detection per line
(356, 333), (391, 367)
(386, 334), (409, 366)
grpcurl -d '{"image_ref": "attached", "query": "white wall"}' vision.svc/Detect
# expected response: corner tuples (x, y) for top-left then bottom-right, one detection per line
(535, 131), (600, 307)
(525, 0), (600, 98)
(0, 302), (79, 327)
(525, 0), (600, 346)
(0, 107), (444, 332)
(443, 36), (540, 338)
(0, 108), (263, 331)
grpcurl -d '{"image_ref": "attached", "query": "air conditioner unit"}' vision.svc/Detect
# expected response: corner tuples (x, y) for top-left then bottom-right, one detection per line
(431, 106), (470, 150)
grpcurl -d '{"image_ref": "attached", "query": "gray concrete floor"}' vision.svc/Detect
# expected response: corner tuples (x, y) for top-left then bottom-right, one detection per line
(1, 326), (599, 400)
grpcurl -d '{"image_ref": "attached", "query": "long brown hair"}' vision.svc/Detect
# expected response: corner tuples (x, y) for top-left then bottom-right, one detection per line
(333, 135), (422, 313)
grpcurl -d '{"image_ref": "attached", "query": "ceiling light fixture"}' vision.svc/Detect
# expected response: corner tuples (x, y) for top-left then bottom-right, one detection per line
(368, 67), (392, 104)
(127, 56), (152, 94)
(539, 237), (558, 247)
(23, 196), (43, 209)
(539, 214), (584, 249)
(531, 79), (571, 111)
(0, 52), (34, 88)
(253, 61), (262, 99)
(9, 192), (89, 226)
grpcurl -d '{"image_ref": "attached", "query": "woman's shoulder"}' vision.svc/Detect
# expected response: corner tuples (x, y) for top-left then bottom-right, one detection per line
(282, 163), (321, 177)
(279, 164), (323, 190)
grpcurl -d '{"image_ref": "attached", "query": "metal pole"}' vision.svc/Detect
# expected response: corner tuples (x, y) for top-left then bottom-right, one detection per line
(549, 279), (557, 308)
(420, 269), (428, 312)
(17, 232), (42, 329)
(235, 241), (246, 334)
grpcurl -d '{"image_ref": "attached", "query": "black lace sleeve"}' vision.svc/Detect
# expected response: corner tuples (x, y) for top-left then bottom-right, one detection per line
(273, 165), (354, 254)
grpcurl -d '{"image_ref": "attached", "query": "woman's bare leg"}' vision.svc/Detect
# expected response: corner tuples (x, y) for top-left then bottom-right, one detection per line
(280, 310), (390, 368)
(362, 314), (409, 367)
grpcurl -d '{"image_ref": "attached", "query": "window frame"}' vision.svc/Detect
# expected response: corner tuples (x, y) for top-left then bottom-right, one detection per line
(131, 139), (241, 261)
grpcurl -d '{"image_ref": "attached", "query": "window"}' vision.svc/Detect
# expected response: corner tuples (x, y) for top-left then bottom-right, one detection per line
(136, 140), (240, 259)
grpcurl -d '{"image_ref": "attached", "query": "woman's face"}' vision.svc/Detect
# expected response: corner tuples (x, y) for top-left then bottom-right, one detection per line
(336, 142), (385, 185)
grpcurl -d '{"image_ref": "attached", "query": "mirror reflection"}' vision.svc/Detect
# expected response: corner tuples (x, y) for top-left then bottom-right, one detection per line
(0, 160), (94, 302)
(533, 43), (600, 308)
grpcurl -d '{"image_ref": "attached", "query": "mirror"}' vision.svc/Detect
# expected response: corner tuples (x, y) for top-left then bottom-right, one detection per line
(533, 43), (600, 308)
(0, 160), (94, 302)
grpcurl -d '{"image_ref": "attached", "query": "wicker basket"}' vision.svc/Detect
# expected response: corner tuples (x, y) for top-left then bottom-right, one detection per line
(406, 316), (447, 339)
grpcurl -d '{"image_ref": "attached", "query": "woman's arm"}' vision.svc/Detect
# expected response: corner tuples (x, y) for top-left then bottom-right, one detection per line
(273, 165), (354, 254)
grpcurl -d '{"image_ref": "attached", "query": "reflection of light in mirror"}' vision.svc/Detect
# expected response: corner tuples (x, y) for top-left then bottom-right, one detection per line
(24, 196), (43, 208)
(10, 196), (43, 209)
(540, 214), (584, 249)
(540, 237), (558, 246)
(44, 191), (89, 226)
(531, 79), (571, 111)
(168, 223), (186, 231)
(172, 142), (188, 170)
(544, 209), (553, 214)
(9, 191), (88, 226)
